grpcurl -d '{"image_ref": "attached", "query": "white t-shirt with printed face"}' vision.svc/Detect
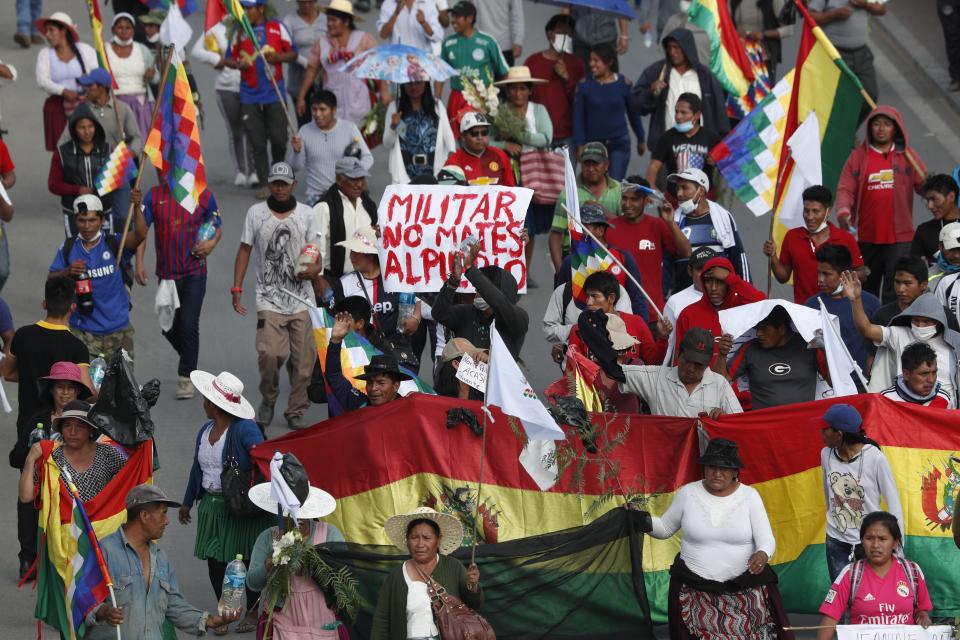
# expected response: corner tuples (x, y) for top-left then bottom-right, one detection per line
(240, 201), (320, 315)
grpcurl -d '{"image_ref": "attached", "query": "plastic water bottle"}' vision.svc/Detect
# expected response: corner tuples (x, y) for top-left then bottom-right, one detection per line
(218, 555), (246, 616)
(295, 244), (320, 275)
(399, 292), (416, 320)
(27, 422), (46, 447)
(89, 354), (107, 391)
(643, 30), (653, 48)
(194, 213), (219, 250)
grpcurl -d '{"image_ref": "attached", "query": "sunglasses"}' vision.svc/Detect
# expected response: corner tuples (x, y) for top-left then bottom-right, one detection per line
(466, 128), (489, 137)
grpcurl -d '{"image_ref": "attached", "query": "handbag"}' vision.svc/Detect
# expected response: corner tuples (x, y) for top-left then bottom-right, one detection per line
(520, 149), (566, 205)
(219, 425), (262, 517)
(415, 565), (496, 640)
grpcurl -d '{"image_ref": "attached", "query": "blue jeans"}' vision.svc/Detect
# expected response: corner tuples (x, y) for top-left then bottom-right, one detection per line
(601, 134), (631, 181)
(16, 0), (42, 35)
(163, 274), (207, 377)
(825, 535), (855, 582)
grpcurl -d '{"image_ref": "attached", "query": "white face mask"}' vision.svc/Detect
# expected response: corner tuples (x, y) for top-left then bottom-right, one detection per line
(911, 324), (938, 341)
(113, 35), (134, 46)
(680, 0), (692, 11)
(811, 219), (829, 233)
(147, 33), (160, 44)
(551, 34), (573, 55)
(677, 194), (699, 215)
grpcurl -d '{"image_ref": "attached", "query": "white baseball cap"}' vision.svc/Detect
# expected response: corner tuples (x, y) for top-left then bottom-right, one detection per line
(940, 221), (960, 251)
(459, 111), (490, 133)
(667, 168), (710, 192)
(73, 194), (104, 214)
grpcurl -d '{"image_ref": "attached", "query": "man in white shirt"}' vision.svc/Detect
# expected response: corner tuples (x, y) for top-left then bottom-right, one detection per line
(662, 246), (713, 363)
(232, 162), (322, 430)
(377, 0), (443, 51)
(314, 156), (379, 281)
(618, 327), (742, 417)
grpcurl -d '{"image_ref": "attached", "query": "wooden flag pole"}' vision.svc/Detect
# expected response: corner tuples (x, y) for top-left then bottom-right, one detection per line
(116, 46), (176, 269)
(766, 209), (776, 297)
(470, 341), (494, 569)
(561, 204), (666, 323)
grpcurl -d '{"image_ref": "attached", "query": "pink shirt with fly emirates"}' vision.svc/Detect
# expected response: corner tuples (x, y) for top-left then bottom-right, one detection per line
(819, 560), (932, 625)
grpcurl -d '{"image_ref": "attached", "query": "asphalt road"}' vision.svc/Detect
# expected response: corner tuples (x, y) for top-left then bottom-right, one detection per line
(0, 1), (956, 637)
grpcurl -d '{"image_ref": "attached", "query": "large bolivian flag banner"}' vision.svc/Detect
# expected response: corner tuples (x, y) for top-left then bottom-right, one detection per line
(253, 394), (960, 627)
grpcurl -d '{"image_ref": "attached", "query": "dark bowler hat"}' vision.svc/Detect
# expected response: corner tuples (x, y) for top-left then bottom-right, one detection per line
(698, 438), (745, 469)
(355, 354), (413, 382)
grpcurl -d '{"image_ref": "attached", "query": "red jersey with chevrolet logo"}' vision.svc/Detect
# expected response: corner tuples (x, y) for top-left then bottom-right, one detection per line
(445, 147), (516, 186)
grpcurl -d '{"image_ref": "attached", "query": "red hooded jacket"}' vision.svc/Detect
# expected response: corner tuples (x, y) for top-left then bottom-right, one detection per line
(672, 257), (765, 364)
(835, 105), (926, 244)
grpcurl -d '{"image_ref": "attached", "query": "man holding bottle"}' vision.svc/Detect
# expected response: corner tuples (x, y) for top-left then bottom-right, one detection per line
(132, 185), (222, 400)
(48, 194), (147, 364)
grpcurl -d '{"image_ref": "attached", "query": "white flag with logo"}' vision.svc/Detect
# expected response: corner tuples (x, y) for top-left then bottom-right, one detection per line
(778, 111), (822, 230)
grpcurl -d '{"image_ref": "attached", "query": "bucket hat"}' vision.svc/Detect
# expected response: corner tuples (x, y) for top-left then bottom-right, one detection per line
(698, 438), (744, 469)
(37, 362), (92, 401)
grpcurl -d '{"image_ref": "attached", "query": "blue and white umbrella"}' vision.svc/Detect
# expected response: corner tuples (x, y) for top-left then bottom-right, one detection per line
(337, 44), (459, 83)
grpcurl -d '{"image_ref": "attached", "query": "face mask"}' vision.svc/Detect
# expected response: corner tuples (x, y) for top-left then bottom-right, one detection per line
(551, 34), (573, 55)
(912, 324), (938, 341)
(680, 0), (692, 11)
(811, 219), (828, 233)
(678, 195), (698, 215)
(674, 120), (695, 133)
(147, 33), (160, 44)
(113, 36), (134, 46)
(473, 296), (490, 311)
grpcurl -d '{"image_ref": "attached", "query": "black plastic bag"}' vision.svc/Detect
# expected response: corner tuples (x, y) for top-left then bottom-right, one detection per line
(279, 452), (310, 504)
(90, 350), (156, 447)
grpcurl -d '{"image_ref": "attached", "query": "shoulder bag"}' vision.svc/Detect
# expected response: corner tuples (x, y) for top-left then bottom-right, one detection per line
(414, 564), (496, 640)
(520, 148), (566, 205)
(219, 425), (262, 517)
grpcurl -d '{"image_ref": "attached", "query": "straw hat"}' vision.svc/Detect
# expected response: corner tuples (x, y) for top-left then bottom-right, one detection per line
(494, 66), (547, 86)
(384, 507), (464, 555)
(248, 483), (337, 520)
(189, 370), (256, 420)
(336, 227), (378, 255)
(319, 0), (365, 22)
(35, 12), (79, 41)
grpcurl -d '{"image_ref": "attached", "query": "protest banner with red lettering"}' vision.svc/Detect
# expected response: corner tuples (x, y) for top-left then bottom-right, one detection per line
(377, 184), (533, 293)
(836, 625), (952, 640)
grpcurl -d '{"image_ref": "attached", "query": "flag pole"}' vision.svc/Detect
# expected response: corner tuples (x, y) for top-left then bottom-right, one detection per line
(117, 46), (176, 269)
(471, 333), (494, 568)
(765, 210), (776, 297)
(60, 467), (122, 640)
(561, 204), (666, 322)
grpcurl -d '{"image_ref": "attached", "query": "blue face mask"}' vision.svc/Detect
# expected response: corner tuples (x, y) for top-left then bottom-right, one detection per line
(675, 120), (695, 133)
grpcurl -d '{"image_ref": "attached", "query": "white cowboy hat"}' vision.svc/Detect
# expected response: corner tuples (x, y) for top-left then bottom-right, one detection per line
(319, 0), (365, 22)
(248, 482), (337, 519)
(494, 66), (548, 86)
(336, 226), (378, 255)
(35, 12), (80, 41)
(190, 370), (256, 420)
(384, 507), (464, 556)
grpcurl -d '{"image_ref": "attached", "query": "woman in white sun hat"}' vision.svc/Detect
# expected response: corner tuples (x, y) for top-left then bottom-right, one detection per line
(179, 370), (274, 634)
(371, 507), (481, 640)
(247, 452), (346, 638)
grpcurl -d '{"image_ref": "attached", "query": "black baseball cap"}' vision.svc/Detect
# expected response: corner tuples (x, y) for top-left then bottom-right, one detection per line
(451, 1), (476, 17)
(690, 247), (718, 269)
(679, 327), (714, 366)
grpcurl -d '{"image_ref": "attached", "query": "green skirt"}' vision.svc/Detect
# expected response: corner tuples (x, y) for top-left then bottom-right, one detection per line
(194, 492), (275, 564)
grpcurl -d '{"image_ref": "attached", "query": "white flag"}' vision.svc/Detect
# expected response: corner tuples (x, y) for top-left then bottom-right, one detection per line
(778, 111), (822, 230)
(819, 298), (863, 396)
(160, 3), (193, 56)
(485, 324), (565, 441)
(518, 440), (557, 491)
(562, 147), (581, 228)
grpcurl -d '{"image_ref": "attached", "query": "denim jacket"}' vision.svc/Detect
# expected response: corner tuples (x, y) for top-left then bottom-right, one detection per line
(84, 527), (209, 638)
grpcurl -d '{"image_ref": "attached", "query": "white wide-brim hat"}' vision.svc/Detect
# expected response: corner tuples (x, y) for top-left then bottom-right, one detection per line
(336, 226), (379, 255)
(384, 507), (464, 555)
(319, 0), (365, 22)
(248, 482), (337, 519)
(190, 370), (256, 420)
(36, 12), (79, 40)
